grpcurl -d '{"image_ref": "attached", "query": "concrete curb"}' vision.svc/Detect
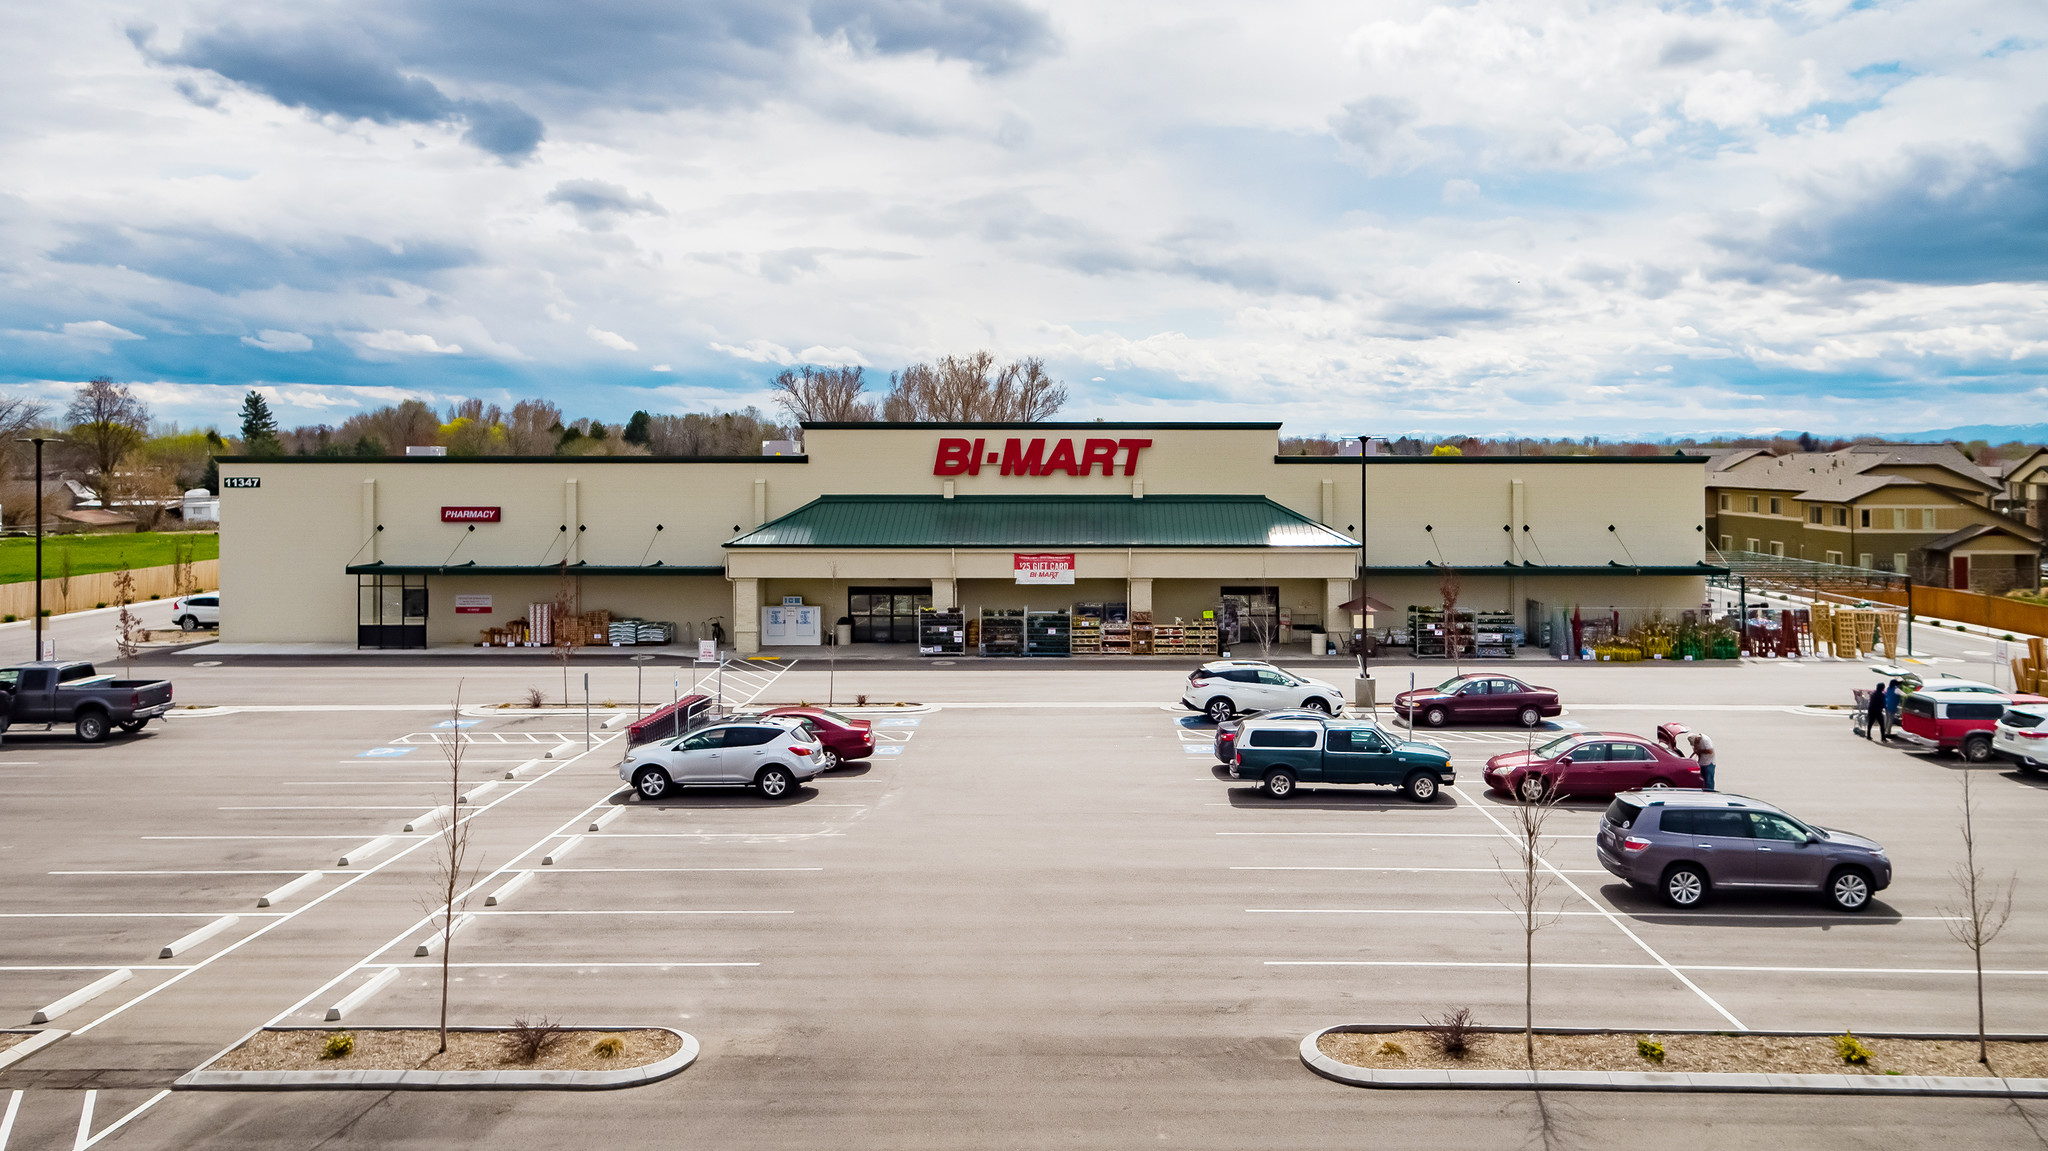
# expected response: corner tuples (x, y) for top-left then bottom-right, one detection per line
(0, 1029), (68, 1071)
(1300, 1025), (2048, 1097)
(174, 1026), (697, 1091)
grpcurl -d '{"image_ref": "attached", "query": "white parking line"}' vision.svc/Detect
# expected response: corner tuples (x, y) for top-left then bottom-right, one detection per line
(1265, 960), (2048, 977)
(77, 1090), (170, 1150)
(368, 961), (761, 969)
(1248, 908), (1968, 921)
(1218, 831), (1597, 839)
(1231, 866), (1607, 874)
(541, 867), (824, 873)
(471, 909), (793, 916)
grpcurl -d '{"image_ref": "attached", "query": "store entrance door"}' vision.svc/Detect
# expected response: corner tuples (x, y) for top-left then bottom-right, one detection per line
(358, 574), (428, 648)
(1220, 585), (1280, 647)
(847, 586), (933, 643)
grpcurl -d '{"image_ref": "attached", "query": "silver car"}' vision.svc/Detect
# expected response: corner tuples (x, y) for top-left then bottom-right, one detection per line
(1596, 790), (1891, 912)
(619, 717), (824, 800)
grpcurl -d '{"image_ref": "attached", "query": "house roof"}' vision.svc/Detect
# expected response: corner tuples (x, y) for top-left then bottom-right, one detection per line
(725, 494), (1360, 549)
(1922, 522), (2045, 552)
(1709, 442), (2001, 500)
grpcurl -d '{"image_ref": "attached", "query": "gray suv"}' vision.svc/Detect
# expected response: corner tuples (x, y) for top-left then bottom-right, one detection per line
(1596, 791), (1891, 912)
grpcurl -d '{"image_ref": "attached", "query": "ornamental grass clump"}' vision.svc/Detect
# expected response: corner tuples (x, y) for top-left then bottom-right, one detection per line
(319, 1032), (355, 1060)
(1636, 1037), (1665, 1064)
(1422, 1008), (1478, 1061)
(1836, 1031), (1873, 1066)
(592, 1035), (625, 1059)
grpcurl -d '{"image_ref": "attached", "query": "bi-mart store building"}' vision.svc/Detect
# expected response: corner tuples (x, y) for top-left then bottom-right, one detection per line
(217, 423), (1719, 654)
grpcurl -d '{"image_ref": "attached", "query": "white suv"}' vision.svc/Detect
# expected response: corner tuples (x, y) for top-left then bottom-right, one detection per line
(619, 717), (824, 800)
(1181, 659), (1345, 723)
(1994, 705), (2048, 774)
(171, 593), (219, 631)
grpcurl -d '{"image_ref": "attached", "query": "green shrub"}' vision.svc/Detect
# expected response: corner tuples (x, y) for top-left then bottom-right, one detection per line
(1636, 1037), (1665, 1064)
(37, 609), (49, 617)
(320, 1032), (355, 1060)
(1835, 1031), (1872, 1065)
(2, 615), (13, 623)
(95, 602), (107, 610)
(592, 1035), (624, 1059)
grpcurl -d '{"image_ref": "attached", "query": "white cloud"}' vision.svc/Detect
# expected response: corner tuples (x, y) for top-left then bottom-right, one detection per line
(650, 364), (672, 372)
(240, 329), (312, 352)
(587, 326), (638, 351)
(62, 320), (142, 341)
(710, 340), (798, 365)
(344, 330), (463, 356)
(1441, 178), (1480, 204)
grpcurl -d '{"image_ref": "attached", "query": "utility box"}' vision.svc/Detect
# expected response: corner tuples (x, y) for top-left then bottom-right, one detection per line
(761, 604), (822, 646)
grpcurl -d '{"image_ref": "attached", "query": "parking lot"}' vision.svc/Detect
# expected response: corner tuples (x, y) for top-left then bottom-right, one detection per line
(1, 637), (2045, 1149)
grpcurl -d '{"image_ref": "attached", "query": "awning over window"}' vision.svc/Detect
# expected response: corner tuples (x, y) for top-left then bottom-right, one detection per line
(725, 494), (1359, 549)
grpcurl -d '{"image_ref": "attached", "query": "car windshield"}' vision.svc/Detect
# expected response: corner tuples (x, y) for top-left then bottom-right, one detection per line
(1434, 675), (1477, 692)
(1534, 734), (1582, 756)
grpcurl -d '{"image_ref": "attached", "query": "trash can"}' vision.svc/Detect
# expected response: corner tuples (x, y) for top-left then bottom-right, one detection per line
(835, 619), (853, 646)
(1310, 631), (1327, 656)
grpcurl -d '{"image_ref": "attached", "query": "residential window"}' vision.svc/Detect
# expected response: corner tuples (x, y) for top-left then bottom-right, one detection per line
(1747, 496), (1759, 513)
(1718, 493), (1730, 511)
(1859, 552), (1873, 569)
(1893, 509), (1907, 529)
(1720, 535), (1732, 552)
(1770, 541), (1786, 558)
(1808, 506), (1822, 524)
(1769, 497), (1780, 515)
(1894, 552), (1909, 574)
(1833, 507), (1849, 526)
(1746, 538), (1759, 552)
(1860, 508), (1871, 527)
(1921, 508), (1936, 530)
(1826, 550), (1843, 565)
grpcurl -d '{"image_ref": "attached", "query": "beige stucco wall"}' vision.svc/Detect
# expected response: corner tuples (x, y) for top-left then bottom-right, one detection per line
(220, 427), (1710, 647)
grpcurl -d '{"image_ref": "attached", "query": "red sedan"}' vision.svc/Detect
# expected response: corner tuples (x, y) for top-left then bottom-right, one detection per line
(758, 706), (874, 770)
(1483, 732), (1703, 801)
(1394, 674), (1562, 728)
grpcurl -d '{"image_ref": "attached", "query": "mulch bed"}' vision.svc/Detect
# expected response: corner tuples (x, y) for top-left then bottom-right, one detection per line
(1319, 1030), (2048, 1079)
(213, 1028), (680, 1073)
(0, 1033), (31, 1054)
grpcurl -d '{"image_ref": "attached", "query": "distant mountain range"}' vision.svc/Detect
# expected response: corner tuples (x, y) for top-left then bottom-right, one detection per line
(1875, 423), (2048, 444)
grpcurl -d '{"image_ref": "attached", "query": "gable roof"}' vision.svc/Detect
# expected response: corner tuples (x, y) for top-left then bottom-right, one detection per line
(725, 494), (1359, 549)
(1709, 441), (2000, 500)
(1923, 521), (2044, 551)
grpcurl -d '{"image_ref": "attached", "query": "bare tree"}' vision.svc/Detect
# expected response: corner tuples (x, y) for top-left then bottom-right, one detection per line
(65, 376), (151, 504)
(1940, 767), (2015, 1065)
(113, 565), (140, 675)
(421, 684), (481, 1055)
(881, 353), (1066, 421)
(772, 366), (875, 423)
(1439, 568), (1463, 673)
(551, 562), (578, 706)
(1498, 780), (1563, 1071)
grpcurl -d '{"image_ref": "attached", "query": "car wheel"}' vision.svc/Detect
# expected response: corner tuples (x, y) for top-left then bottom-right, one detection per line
(1644, 778), (1672, 790)
(1518, 774), (1549, 802)
(817, 747), (839, 771)
(1962, 735), (1994, 764)
(1662, 864), (1708, 908)
(1519, 707), (1541, 727)
(1302, 697), (1332, 715)
(1826, 867), (1874, 913)
(178, 616), (197, 632)
(633, 768), (673, 800)
(756, 766), (795, 799)
(75, 711), (108, 743)
(1423, 706), (1448, 727)
(1205, 698), (1235, 724)
(1263, 770), (1297, 799)
(1403, 772), (1440, 803)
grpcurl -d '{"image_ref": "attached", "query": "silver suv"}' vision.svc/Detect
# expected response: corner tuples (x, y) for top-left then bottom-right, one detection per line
(1595, 791), (1891, 912)
(619, 716), (824, 800)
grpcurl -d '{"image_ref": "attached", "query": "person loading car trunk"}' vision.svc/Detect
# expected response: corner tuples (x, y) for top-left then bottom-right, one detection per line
(1692, 731), (1716, 791)
(1865, 679), (1889, 742)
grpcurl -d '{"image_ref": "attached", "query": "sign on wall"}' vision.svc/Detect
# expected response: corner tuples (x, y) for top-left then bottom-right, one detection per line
(1015, 553), (1076, 585)
(934, 437), (1150, 477)
(453, 595), (493, 614)
(223, 476), (260, 488)
(441, 506), (501, 523)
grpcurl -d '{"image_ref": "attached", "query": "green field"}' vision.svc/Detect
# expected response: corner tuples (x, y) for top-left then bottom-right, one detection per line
(0, 532), (219, 584)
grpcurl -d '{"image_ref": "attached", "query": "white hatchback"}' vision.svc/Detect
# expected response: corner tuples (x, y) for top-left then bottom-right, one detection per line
(1181, 659), (1345, 723)
(1994, 704), (2048, 773)
(170, 593), (219, 631)
(618, 717), (824, 800)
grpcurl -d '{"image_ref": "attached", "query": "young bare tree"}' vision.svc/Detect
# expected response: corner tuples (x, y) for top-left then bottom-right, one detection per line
(65, 376), (151, 505)
(772, 366), (875, 423)
(113, 565), (140, 675)
(1439, 568), (1463, 673)
(881, 352), (1066, 421)
(1940, 766), (2015, 1065)
(551, 562), (578, 705)
(1498, 781), (1563, 1071)
(422, 684), (482, 1055)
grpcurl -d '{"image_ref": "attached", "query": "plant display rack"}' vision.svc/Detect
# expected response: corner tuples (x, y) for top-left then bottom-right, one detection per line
(1025, 610), (1070, 656)
(979, 608), (1025, 656)
(918, 607), (965, 655)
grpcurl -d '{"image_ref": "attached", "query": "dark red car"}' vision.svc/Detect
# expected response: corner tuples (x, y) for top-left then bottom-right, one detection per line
(1483, 732), (1703, 800)
(759, 706), (874, 770)
(1393, 674), (1562, 728)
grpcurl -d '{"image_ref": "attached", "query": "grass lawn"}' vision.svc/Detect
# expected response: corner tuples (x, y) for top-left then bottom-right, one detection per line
(0, 532), (218, 584)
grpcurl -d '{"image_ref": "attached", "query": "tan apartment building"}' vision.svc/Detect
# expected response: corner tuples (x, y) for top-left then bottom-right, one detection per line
(1706, 443), (2042, 592)
(1993, 448), (2048, 529)
(217, 423), (1718, 651)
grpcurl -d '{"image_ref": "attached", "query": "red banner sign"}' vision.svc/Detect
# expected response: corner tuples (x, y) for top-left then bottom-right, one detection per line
(1015, 553), (1076, 585)
(934, 437), (1150, 477)
(441, 506), (501, 523)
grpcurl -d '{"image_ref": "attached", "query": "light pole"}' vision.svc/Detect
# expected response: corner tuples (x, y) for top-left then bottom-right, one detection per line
(1356, 434), (1372, 677)
(16, 437), (63, 662)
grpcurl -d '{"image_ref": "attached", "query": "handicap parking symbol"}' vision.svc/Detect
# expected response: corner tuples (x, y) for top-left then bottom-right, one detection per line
(357, 747), (416, 758)
(432, 719), (481, 730)
(873, 745), (905, 755)
(875, 717), (922, 728)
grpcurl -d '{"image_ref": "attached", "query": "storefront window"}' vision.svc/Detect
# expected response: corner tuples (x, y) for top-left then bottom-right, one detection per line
(848, 586), (932, 643)
(358, 573), (427, 648)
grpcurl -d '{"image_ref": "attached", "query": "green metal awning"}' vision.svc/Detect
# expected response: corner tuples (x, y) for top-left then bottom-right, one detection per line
(726, 495), (1359, 549)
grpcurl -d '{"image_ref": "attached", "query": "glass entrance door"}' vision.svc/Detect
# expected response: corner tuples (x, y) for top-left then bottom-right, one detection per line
(847, 586), (932, 643)
(358, 574), (428, 648)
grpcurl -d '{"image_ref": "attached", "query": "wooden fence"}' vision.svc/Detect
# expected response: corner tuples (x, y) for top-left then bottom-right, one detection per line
(1855, 583), (2048, 639)
(0, 560), (217, 621)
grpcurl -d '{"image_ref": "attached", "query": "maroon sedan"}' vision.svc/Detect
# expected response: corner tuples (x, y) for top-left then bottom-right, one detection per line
(758, 706), (874, 770)
(1393, 674), (1562, 728)
(1483, 732), (1703, 801)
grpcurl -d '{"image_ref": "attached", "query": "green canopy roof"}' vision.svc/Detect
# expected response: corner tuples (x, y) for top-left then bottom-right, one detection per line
(726, 494), (1359, 549)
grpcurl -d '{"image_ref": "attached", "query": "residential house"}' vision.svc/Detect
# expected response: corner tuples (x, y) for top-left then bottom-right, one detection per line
(1706, 443), (2041, 592)
(1992, 448), (2048, 529)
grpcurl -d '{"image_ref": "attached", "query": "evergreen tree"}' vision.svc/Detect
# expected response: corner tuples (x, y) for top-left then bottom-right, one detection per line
(238, 391), (283, 456)
(623, 410), (652, 445)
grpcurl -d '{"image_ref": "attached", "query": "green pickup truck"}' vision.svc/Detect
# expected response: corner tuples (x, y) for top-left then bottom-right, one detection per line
(1227, 718), (1455, 801)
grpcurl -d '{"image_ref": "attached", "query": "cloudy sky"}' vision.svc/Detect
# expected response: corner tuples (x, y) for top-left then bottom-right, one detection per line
(3, 1), (2045, 438)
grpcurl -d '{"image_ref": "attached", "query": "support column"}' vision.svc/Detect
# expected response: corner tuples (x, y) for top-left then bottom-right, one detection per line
(360, 479), (377, 562)
(565, 478), (581, 564)
(733, 578), (761, 653)
(1129, 578), (1153, 614)
(931, 578), (956, 611)
(1325, 578), (1351, 637)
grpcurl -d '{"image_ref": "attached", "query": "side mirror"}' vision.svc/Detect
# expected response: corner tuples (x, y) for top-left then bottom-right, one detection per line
(1557, 755), (1573, 767)
(1805, 834), (1821, 845)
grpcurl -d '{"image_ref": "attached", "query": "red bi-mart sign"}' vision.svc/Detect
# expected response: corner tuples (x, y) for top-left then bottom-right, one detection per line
(933, 437), (1151, 477)
(441, 506), (501, 523)
(1014, 553), (1076, 585)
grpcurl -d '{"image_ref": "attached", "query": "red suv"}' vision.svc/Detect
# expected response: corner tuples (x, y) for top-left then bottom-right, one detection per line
(1897, 689), (2043, 763)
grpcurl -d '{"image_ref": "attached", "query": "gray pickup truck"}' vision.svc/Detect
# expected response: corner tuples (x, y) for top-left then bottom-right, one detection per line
(0, 661), (175, 742)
